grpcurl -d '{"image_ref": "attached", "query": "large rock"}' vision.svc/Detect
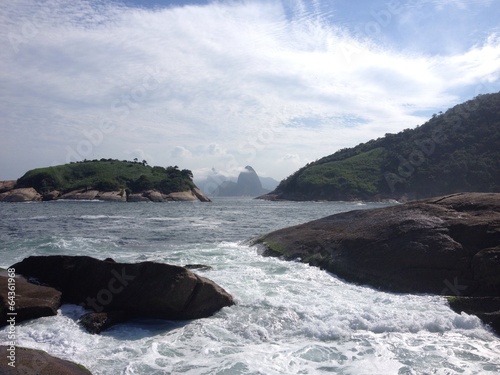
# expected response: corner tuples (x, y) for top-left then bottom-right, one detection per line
(0, 180), (16, 193)
(0, 188), (42, 202)
(11, 256), (234, 332)
(60, 190), (100, 200)
(0, 346), (91, 374)
(254, 193), (500, 296)
(128, 188), (211, 202)
(253, 193), (500, 333)
(0, 271), (61, 326)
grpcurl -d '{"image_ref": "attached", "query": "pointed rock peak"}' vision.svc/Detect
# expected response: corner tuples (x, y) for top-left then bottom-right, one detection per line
(243, 166), (256, 173)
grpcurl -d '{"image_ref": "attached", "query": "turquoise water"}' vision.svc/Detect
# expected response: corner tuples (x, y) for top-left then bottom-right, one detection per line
(1, 198), (499, 374)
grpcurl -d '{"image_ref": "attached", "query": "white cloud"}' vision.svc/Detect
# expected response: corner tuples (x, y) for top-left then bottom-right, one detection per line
(0, 0), (499, 181)
(171, 146), (192, 159)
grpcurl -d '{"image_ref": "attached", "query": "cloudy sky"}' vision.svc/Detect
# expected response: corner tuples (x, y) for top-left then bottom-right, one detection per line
(1, 0), (499, 182)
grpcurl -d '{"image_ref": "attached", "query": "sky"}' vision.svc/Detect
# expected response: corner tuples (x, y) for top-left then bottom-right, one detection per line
(1, 0), (499, 182)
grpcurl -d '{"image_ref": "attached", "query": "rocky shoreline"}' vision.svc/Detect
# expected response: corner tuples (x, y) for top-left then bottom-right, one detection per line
(252, 192), (500, 335)
(0, 180), (210, 203)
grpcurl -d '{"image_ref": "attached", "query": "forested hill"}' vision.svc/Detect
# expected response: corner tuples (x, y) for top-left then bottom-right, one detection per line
(12, 159), (201, 201)
(260, 92), (500, 201)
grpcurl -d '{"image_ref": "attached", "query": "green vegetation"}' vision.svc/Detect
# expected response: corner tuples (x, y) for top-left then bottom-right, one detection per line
(296, 147), (387, 198)
(273, 92), (500, 200)
(16, 159), (195, 195)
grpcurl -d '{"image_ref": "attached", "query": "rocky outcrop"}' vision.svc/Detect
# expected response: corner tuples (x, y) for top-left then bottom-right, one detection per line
(128, 188), (210, 202)
(0, 180), (16, 193)
(0, 188), (42, 202)
(0, 346), (92, 374)
(0, 181), (210, 203)
(0, 271), (61, 325)
(58, 189), (126, 202)
(253, 193), (500, 334)
(11, 256), (234, 333)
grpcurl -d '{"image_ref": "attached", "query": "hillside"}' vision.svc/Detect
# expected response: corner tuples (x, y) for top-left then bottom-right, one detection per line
(260, 92), (500, 201)
(1, 159), (210, 202)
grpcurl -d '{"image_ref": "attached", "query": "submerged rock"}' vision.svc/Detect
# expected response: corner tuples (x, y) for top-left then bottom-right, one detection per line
(253, 192), (500, 334)
(11, 256), (234, 333)
(0, 346), (92, 374)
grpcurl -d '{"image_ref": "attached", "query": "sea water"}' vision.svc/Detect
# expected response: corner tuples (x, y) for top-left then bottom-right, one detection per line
(0, 198), (499, 374)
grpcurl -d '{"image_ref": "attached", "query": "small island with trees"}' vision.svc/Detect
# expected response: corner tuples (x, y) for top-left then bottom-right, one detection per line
(0, 159), (210, 202)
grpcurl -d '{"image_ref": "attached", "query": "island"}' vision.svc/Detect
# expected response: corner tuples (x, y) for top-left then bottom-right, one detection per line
(0, 159), (210, 203)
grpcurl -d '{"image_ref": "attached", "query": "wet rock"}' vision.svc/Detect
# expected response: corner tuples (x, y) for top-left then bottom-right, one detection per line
(0, 346), (91, 374)
(78, 311), (129, 334)
(254, 193), (500, 296)
(11, 256), (234, 332)
(0, 272), (61, 325)
(254, 193), (500, 334)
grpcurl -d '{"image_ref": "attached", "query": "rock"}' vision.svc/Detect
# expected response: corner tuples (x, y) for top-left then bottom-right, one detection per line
(0, 180), (16, 193)
(0, 346), (92, 374)
(127, 193), (150, 202)
(254, 193), (500, 296)
(143, 189), (166, 202)
(0, 179), (209, 203)
(60, 190), (100, 200)
(58, 190), (125, 201)
(192, 187), (211, 202)
(127, 188), (211, 202)
(43, 190), (61, 201)
(0, 272), (61, 325)
(11, 256), (234, 332)
(0, 188), (42, 202)
(97, 191), (126, 202)
(253, 192), (500, 334)
(78, 311), (129, 334)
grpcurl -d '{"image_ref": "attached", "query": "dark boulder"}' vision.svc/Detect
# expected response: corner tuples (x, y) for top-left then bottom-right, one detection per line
(0, 271), (61, 326)
(78, 311), (129, 334)
(11, 256), (234, 332)
(0, 346), (92, 375)
(253, 193), (500, 334)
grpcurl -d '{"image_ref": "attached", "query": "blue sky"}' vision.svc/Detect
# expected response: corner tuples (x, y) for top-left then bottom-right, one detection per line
(1, 0), (499, 182)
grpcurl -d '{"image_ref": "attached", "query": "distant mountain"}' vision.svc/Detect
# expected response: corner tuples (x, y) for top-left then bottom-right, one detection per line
(196, 167), (278, 197)
(259, 92), (500, 201)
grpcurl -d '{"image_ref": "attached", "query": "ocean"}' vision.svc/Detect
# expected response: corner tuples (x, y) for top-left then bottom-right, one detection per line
(1, 198), (499, 374)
